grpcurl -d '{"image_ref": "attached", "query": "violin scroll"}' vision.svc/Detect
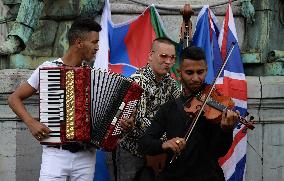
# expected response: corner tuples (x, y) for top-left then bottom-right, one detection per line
(180, 4), (194, 22)
(180, 4), (194, 48)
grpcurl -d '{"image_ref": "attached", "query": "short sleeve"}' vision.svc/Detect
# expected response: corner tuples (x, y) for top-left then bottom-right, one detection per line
(27, 66), (40, 90)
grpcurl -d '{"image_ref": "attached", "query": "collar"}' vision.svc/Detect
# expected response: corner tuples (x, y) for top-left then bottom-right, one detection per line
(182, 83), (207, 99)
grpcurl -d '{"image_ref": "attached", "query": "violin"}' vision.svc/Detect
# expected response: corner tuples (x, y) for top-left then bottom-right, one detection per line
(183, 85), (255, 130)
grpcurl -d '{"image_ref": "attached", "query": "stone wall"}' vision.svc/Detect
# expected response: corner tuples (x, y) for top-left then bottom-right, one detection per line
(0, 1), (8, 43)
(246, 76), (284, 181)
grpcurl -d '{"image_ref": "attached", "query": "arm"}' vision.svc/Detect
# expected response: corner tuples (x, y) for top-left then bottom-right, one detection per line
(8, 82), (51, 140)
(138, 108), (166, 155)
(130, 73), (151, 132)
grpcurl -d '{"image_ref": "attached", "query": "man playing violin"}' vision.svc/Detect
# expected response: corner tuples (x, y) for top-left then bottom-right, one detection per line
(139, 46), (239, 181)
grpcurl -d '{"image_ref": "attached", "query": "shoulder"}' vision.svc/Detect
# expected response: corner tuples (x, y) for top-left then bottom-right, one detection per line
(130, 67), (149, 85)
(159, 98), (178, 112)
(39, 58), (62, 68)
(165, 76), (181, 97)
(131, 67), (146, 78)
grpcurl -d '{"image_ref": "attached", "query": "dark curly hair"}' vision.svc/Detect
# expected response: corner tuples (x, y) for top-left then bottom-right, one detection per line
(181, 46), (206, 63)
(67, 17), (102, 45)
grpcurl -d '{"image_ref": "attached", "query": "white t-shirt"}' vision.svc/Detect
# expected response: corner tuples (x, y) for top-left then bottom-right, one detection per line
(27, 58), (63, 91)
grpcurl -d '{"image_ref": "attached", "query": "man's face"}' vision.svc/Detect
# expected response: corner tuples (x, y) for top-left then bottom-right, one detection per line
(179, 59), (207, 93)
(81, 31), (99, 62)
(148, 42), (176, 78)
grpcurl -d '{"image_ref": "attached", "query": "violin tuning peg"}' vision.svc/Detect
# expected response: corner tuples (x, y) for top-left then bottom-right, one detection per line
(250, 116), (254, 121)
(245, 112), (249, 116)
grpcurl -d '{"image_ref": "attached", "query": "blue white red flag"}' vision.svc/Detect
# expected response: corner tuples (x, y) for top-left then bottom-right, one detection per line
(191, 5), (215, 83)
(94, 0), (168, 77)
(192, 3), (248, 181)
(217, 2), (248, 181)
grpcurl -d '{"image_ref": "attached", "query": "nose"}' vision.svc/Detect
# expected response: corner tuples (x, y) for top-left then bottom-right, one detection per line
(192, 73), (199, 82)
(164, 58), (172, 64)
(95, 43), (99, 51)
(164, 57), (175, 65)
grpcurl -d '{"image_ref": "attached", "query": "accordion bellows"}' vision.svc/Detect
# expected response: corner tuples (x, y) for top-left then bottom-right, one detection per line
(39, 66), (143, 151)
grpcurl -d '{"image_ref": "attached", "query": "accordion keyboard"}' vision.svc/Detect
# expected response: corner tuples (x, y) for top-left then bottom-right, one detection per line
(39, 68), (64, 144)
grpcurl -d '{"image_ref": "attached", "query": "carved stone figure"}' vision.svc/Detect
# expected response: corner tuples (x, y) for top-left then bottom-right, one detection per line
(0, 0), (104, 55)
(0, 0), (44, 55)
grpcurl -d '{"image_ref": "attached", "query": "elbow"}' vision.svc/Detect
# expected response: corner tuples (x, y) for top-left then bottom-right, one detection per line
(7, 93), (18, 109)
(7, 94), (14, 108)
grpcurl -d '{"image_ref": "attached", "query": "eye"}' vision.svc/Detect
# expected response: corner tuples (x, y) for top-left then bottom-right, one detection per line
(197, 70), (205, 74)
(159, 54), (168, 59)
(92, 40), (99, 45)
(185, 70), (193, 75)
(158, 53), (176, 61)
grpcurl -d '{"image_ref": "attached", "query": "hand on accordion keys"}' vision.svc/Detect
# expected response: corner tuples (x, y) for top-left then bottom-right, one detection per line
(26, 118), (51, 141)
(120, 108), (137, 132)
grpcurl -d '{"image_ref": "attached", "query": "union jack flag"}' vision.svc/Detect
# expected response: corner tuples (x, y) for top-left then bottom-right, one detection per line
(192, 2), (248, 181)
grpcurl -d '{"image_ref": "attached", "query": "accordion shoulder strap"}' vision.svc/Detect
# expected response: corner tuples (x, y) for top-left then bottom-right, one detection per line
(50, 58), (89, 68)
(51, 58), (64, 66)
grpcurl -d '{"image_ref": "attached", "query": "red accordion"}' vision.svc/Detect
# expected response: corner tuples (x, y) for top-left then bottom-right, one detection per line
(39, 66), (143, 151)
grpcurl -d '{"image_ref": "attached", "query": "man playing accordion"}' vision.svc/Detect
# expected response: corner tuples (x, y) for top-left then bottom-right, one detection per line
(8, 17), (136, 181)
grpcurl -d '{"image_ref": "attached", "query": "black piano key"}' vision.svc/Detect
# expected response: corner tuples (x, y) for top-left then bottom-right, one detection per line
(49, 135), (60, 137)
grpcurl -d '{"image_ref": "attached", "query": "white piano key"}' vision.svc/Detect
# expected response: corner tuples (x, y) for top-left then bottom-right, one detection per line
(40, 69), (61, 73)
(40, 90), (64, 94)
(40, 108), (63, 112)
(40, 72), (61, 76)
(46, 127), (60, 132)
(41, 137), (61, 143)
(40, 86), (61, 90)
(40, 99), (63, 102)
(40, 115), (63, 119)
(40, 103), (64, 107)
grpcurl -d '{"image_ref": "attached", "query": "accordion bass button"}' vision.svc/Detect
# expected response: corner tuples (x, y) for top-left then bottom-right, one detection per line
(119, 102), (126, 110)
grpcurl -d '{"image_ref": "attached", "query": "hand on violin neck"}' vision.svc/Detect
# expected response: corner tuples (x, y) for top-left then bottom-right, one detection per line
(220, 109), (240, 132)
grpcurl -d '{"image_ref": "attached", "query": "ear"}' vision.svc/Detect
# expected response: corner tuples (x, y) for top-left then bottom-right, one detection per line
(74, 38), (83, 48)
(148, 51), (154, 63)
(177, 68), (181, 74)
